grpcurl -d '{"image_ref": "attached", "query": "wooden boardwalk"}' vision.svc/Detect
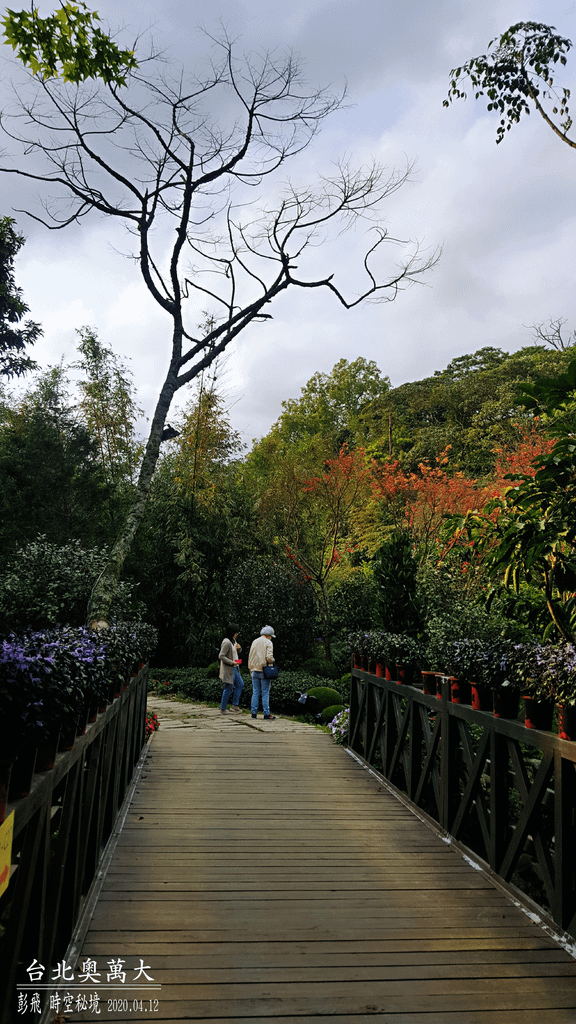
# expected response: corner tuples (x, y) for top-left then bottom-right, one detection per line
(66, 716), (576, 1023)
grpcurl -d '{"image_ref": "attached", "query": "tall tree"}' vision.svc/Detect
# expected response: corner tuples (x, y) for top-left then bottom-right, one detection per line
(0, 365), (108, 551)
(0, 216), (41, 378)
(0, 13), (437, 626)
(74, 326), (143, 492)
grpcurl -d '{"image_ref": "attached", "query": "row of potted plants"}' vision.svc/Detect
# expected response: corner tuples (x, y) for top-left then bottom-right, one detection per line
(348, 629), (576, 737)
(0, 621), (158, 816)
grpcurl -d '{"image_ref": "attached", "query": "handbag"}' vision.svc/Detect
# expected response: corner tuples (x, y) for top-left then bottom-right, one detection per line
(263, 664), (279, 679)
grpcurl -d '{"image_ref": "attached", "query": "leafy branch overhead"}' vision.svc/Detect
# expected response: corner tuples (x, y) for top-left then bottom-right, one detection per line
(444, 21), (575, 147)
(2, 2), (138, 85)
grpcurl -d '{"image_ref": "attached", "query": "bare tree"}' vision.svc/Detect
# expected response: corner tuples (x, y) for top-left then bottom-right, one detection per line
(0, 33), (438, 625)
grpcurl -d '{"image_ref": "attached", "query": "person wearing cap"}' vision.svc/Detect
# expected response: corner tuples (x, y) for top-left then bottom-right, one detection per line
(248, 626), (277, 721)
(219, 623), (243, 714)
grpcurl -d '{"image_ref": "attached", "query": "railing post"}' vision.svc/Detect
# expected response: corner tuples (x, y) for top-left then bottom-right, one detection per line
(489, 729), (509, 872)
(439, 676), (456, 831)
(554, 748), (576, 931)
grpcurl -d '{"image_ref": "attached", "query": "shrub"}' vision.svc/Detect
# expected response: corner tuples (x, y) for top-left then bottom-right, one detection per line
(0, 537), (143, 634)
(301, 657), (340, 679)
(306, 685), (343, 709)
(150, 667), (340, 714)
(320, 703), (345, 723)
(205, 661), (220, 678)
(225, 556), (318, 667)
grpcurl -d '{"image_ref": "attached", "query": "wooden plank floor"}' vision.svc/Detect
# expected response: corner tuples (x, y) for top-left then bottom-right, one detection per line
(66, 724), (576, 1022)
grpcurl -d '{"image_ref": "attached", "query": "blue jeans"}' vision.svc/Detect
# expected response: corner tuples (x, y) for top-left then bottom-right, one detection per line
(220, 682), (233, 710)
(221, 668), (245, 710)
(251, 671), (271, 716)
(233, 667), (244, 706)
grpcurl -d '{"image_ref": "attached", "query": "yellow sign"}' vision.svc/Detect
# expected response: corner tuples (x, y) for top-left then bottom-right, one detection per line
(0, 811), (14, 898)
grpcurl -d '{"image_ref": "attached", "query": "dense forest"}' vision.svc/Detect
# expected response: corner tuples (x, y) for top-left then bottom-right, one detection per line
(2, 256), (575, 671)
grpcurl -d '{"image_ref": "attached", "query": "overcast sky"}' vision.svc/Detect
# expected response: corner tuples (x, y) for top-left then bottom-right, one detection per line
(2, 0), (576, 447)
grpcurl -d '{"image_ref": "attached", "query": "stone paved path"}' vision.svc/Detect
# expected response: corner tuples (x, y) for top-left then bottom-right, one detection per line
(145, 693), (325, 734)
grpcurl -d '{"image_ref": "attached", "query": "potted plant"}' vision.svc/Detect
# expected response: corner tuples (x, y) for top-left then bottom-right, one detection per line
(449, 638), (490, 709)
(540, 644), (576, 740)
(515, 642), (554, 731)
(386, 633), (421, 684)
(372, 633), (390, 678)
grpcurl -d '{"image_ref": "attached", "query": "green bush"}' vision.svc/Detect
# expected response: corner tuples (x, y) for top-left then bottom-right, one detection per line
(320, 703), (345, 723)
(301, 657), (340, 679)
(306, 685), (343, 709)
(205, 661), (220, 678)
(150, 667), (339, 714)
(0, 537), (143, 633)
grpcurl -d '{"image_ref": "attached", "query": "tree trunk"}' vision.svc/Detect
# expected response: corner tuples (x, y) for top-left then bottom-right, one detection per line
(86, 368), (178, 627)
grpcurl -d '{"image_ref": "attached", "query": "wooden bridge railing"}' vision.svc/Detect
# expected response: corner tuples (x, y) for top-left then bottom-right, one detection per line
(349, 668), (576, 938)
(0, 664), (148, 1024)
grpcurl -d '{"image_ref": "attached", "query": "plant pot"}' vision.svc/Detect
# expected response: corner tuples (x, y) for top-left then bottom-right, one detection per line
(0, 758), (14, 824)
(58, 722), (77, 751)
(9, 747), (37, 799)
(450, 678), (471, 704)
(523, 696), (554, 731)
(470, 682), (491, 711)
(77, 707), (90, 736)
(375, 662), (386, 678)
(88, 704), (98, 723)
(421, 671), (437, 695)
(493, 688), (520, 720)
(352, 655), (361, 670)
(558, 704), (576, 741)
(396, 665), (413, 685)
(35, 734), (60, 772)
(435, 674), (446, 699)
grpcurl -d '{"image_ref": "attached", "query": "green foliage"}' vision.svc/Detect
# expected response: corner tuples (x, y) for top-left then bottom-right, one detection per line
(74, 327), (143, 492)
(328, 569), (378, 635)
(3, 3), (138, 85)
(0, 365), (114, 553)
(301, 657), (340, 679)
(226, 556), (318, 667)
(305, 685), (343, 709)
(0, 537), (143, 634)
(0, 216), (40, 378)
(259, 357), (390, 455)
(372, 532), (423, 635)
(364, 345), (575, 474)
(444, 22), (573, 145)
(320, 703), (345, 723)
(150, 667), (339, 714)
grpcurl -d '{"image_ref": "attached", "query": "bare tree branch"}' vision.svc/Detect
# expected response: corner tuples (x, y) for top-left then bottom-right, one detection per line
(0, 31), (436, 623)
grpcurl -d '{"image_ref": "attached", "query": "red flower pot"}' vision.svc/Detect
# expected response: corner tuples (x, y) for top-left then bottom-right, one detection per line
(421, 671), (437, 695)
(375, 662), (385, 678)
(450, 678), (471, 704)
(470, 682), (491, 711)
(523, 696), (554, 732)
(558, 704), (576, 741)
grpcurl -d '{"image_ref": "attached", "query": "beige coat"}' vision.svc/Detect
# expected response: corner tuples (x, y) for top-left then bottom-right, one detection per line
(248, 635), (274, 673)
(218, 638), (237, 684)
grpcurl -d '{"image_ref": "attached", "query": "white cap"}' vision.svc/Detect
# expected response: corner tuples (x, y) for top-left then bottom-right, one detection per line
(260, 625), (276, 638)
